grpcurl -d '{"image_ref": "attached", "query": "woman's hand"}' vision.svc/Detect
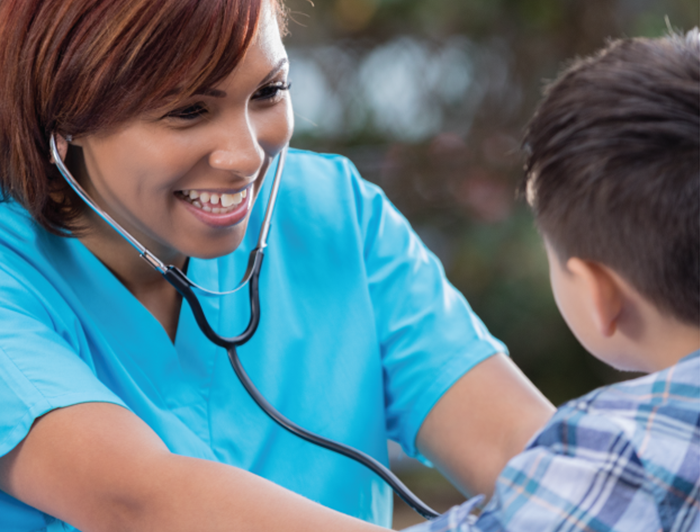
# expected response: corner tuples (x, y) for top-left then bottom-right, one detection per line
(0, 402), (386, 532)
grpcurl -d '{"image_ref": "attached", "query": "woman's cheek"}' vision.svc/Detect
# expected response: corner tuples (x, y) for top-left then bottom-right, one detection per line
(259, 98), (294, 154)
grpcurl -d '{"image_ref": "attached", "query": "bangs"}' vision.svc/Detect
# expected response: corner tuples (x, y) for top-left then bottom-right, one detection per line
(157, 0), (287, 108)
(137, 0), (263, 108)
(50, 0), (264, 134)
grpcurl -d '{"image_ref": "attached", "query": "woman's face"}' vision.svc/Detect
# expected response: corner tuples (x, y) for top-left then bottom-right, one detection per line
(71, 2), (293, 263)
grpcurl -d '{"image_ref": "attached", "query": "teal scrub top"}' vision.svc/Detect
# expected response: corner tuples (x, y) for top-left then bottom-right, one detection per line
(0, 149), (506, 531)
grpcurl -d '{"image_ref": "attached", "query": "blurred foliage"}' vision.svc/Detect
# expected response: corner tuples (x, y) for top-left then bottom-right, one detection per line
(283, 0), (697, 405)
(280, 0), (698, 527)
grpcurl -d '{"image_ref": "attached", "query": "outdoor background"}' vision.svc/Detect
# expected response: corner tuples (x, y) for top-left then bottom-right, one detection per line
(280, 0), (699, 528)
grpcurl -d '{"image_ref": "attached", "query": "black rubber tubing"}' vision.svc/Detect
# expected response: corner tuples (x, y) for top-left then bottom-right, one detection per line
(163, 251), (440, 520)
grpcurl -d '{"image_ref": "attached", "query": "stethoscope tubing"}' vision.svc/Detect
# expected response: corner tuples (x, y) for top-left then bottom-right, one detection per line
(50, 134), (440, 520)
(166, 250), (440, 519)
(227, 341), (441, 520)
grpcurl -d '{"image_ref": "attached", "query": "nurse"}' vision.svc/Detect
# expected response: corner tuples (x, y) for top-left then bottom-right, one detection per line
(0, 0), (554, 530)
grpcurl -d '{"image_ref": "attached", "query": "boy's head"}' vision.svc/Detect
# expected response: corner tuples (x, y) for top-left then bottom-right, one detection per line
(522, 29), (699, 371)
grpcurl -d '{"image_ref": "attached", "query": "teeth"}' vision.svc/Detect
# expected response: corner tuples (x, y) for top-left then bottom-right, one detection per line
(221, 193), (243, 207)
(181, 187), (249, 213)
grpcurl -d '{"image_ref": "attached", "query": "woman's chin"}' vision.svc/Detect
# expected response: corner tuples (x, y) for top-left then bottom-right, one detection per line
(180, 241), (244, 261)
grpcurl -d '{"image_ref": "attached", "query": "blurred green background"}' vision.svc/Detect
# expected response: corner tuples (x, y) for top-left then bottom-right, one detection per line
(280, 0), (699, 527)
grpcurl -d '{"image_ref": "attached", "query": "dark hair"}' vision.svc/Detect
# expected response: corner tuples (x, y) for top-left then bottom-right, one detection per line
(0, 0), (285, 234)
(522, 29), (700, 325)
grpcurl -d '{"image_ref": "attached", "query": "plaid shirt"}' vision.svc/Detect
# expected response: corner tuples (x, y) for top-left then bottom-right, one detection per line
(403, 350), (700, 532)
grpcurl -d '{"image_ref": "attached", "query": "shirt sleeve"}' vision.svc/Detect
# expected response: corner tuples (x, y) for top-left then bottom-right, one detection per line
(347, 159), (508, 459)
(473, 419), (660, 532)
(0, 258), (127, 458)
(402, 407), (663, 532)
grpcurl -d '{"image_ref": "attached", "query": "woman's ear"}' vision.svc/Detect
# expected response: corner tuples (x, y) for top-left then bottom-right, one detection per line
(49, 134), (70, 165)
(566, 257), (623, 338)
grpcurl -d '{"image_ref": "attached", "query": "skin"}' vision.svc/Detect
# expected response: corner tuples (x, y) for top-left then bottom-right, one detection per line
(545, 240), (700, 372)
(417, 353), (554, 499)
(0, 3), (556, 530)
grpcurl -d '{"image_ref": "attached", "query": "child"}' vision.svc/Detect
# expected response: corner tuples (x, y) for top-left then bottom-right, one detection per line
(403, 29), (700, 532)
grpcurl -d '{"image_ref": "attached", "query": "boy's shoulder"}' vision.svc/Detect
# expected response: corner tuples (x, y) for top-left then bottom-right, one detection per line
(569, 349), (697, 424)
(533, 350), (700, 457)
(522, 351), (699, 510)
(435, 357), (699, 532)
(486, 351), (699, 531)
(583, 349), (699, 418)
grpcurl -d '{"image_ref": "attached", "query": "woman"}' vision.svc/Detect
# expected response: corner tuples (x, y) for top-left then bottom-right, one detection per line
(0, 0), (554, 530)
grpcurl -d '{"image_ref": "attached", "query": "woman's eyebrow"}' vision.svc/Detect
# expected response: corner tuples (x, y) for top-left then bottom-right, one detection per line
(193, 58), (289, 98)
(196, 88), (227, 98)
(258, 57), (289, 86)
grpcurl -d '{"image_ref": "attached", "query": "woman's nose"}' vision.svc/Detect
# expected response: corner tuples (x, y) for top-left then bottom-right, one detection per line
(208, 121), (265, 178)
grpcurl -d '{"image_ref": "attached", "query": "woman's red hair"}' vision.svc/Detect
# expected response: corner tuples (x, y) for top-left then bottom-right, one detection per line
(0, 0), (275, 233)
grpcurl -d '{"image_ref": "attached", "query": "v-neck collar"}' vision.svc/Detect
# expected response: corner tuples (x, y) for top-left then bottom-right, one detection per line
(39, 159), (273, 406)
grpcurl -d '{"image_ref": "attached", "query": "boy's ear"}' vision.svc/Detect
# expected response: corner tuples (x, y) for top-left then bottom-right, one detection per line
(566, 257), (623, 337)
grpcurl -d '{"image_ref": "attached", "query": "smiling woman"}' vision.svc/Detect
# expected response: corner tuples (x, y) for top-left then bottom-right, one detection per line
(0, 0), (554, 531)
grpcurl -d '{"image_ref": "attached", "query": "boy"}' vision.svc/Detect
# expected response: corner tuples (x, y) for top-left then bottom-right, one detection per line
(403, 29), (700, 532)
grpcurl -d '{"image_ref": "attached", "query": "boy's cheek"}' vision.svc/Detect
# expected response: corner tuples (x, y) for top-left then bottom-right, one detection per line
(546, 249), (599, 357)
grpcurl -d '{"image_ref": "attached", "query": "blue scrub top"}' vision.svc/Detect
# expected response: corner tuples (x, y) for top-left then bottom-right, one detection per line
(0, 149), (506, 531)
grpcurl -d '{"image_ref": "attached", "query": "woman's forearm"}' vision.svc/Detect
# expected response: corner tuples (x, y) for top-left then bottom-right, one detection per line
(0, 402), (385, 532)
(104, 453), (386, 532)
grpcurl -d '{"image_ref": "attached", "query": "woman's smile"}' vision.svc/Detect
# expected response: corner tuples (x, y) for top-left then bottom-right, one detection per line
(175, 184), (254, 227)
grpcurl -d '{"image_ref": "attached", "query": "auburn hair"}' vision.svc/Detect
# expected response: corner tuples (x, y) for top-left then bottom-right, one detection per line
(0, 0), (279, 233)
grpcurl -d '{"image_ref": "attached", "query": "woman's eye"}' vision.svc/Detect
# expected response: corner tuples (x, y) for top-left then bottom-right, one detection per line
(253, 81), (291, 102)
(164, 103), (208, 121)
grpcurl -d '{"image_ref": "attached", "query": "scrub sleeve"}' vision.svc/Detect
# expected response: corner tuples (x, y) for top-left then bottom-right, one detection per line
(0, 217), (128, 530)
(342, 155), (507, 457)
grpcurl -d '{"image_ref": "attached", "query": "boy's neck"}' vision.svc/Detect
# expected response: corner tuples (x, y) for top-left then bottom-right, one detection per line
(628, 313), (700, 373)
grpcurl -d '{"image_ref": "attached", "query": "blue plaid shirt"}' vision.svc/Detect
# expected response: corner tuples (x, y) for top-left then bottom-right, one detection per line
(403, 350), (700, 532)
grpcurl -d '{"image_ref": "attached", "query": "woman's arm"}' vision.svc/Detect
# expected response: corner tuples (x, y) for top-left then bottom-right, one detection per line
(0, 402), (386, 532)
(416, 353), (555, 498)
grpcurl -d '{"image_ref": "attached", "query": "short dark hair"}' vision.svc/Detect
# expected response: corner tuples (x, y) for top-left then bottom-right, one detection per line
(0, 0), (286, 234)
(522, 29), (700, 325)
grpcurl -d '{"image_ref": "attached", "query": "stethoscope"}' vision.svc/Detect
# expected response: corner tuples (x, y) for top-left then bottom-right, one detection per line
(50, 134), (440, 520)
